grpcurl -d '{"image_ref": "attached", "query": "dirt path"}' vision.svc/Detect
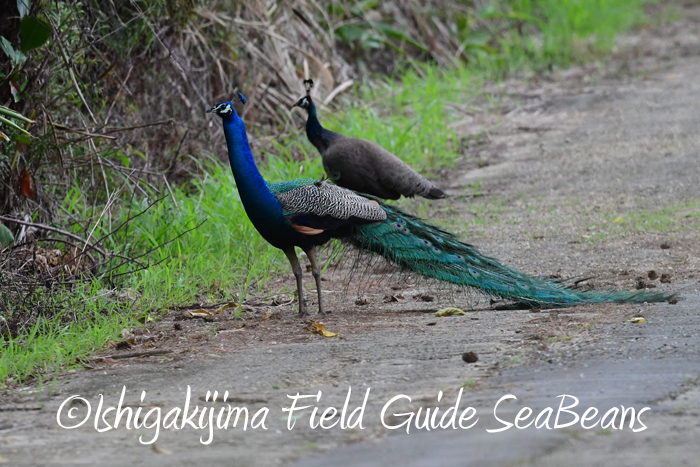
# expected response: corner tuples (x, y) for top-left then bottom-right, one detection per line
(2, 10), (700, 467)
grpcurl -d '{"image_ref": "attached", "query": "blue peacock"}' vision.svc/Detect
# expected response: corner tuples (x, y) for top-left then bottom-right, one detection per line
(207, 94), (674, 315)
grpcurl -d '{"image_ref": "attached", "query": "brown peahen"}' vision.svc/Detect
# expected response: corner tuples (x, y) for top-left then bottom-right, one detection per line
(292, 79), (446, 201)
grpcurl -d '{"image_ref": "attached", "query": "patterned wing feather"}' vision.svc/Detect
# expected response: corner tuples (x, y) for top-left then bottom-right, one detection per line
(273, 180), (387, 227)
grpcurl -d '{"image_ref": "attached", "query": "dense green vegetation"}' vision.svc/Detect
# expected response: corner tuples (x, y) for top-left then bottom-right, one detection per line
(0, 0), (663, 385)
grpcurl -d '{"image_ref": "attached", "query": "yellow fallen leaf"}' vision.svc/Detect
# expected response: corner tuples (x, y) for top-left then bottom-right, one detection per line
(151, 444), (171, 455)
(186, 310), (212, 318)
(310, 322), (338, 337)
(214, 302), (239, 314)
(435, 307), (466, 317)
(627, 317), (645, 323)
(614, 217), (624, 223)
(138, 313), (155, 323)
(581, 235), (590, 239)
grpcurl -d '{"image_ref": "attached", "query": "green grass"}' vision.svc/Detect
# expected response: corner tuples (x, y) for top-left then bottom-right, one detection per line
(1, 0), (664, 385)
(0, 282), (130, 385)
(576, 197), (700, 243)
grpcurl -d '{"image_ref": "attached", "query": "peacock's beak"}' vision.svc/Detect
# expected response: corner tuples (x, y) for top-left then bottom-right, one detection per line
(206, 106), (215, 113)
(291, 97), (306, 110)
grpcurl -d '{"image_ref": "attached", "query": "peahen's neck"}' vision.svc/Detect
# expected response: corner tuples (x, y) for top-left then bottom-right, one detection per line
(221, 114), (286, 235)
(305, 101), (340, 153)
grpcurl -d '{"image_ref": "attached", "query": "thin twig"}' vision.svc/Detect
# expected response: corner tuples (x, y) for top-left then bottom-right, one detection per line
(105, 65), (134, 125)
(162, 175), (181, 213)
(0, 215), (110, 257)
(103, 119), (174, 134)
(92, 350), (172, 361)
(98, 219), (207, 279)
(10, 237), (97, 264)
(128, 0), (207, 106)
(49, 196), (167, 276)
(46, 16), (97, 124)
(50, 122), (116, 140)
(0, 216), (141, 268)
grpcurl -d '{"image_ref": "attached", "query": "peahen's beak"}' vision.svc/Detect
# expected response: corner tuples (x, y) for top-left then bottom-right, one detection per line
(291, 97), (305, 110)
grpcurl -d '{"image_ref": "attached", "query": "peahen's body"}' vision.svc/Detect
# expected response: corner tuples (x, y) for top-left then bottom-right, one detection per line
(209, 96), (674, 315)
(292, 85), (445, 201)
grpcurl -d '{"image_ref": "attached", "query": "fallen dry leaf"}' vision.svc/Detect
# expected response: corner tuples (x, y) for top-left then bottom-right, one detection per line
(214, 302), (239, 314)
(309, 322), (338, 338)
(435, 307), (466, 317)
(627, 317), (646, 324)
(185, 302), (239, 318)
(151, 444), (171, 455)
(185, 310), (211, 318)
(383, 294), (405, 303)
(19, 170), (35, 199)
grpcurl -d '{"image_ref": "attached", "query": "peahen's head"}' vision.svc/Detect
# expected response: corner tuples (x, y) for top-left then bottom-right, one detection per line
(207, 92), (247, 118)
(292, 95), (313, 111)
(292, 78), (315, 113)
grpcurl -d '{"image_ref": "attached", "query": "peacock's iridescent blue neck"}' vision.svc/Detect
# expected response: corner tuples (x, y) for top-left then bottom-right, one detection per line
(222, 114), (290, 246)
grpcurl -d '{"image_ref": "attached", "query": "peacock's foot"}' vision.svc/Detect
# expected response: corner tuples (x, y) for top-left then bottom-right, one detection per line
(297, 301), (309, 317)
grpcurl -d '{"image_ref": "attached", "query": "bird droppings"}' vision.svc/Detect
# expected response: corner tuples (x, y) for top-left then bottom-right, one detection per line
(660, 242), (672, 249)
(383, 294), (405, 303)
(660, 273), (672, 284)
(462, 352), (479, 363)
(114, 340), (132, 351)
(648, 270), (659, 280)
(635, 277), (656, 289)
(414, 293), (435, 302)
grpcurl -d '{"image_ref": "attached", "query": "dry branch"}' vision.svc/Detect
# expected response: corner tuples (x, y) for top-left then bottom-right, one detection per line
(0, 215), (143, 269)
(92, 350), (172, 361)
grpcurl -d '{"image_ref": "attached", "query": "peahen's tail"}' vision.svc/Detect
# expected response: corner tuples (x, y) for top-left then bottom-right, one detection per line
(349, 202), (675, 307)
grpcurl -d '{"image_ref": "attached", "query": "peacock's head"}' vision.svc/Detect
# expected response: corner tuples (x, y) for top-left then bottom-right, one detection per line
(207, 92), (247, 118)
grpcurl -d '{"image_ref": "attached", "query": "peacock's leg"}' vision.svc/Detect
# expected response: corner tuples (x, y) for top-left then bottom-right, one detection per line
(304, 247), (325, 314)
(283, 247), (308, 316)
